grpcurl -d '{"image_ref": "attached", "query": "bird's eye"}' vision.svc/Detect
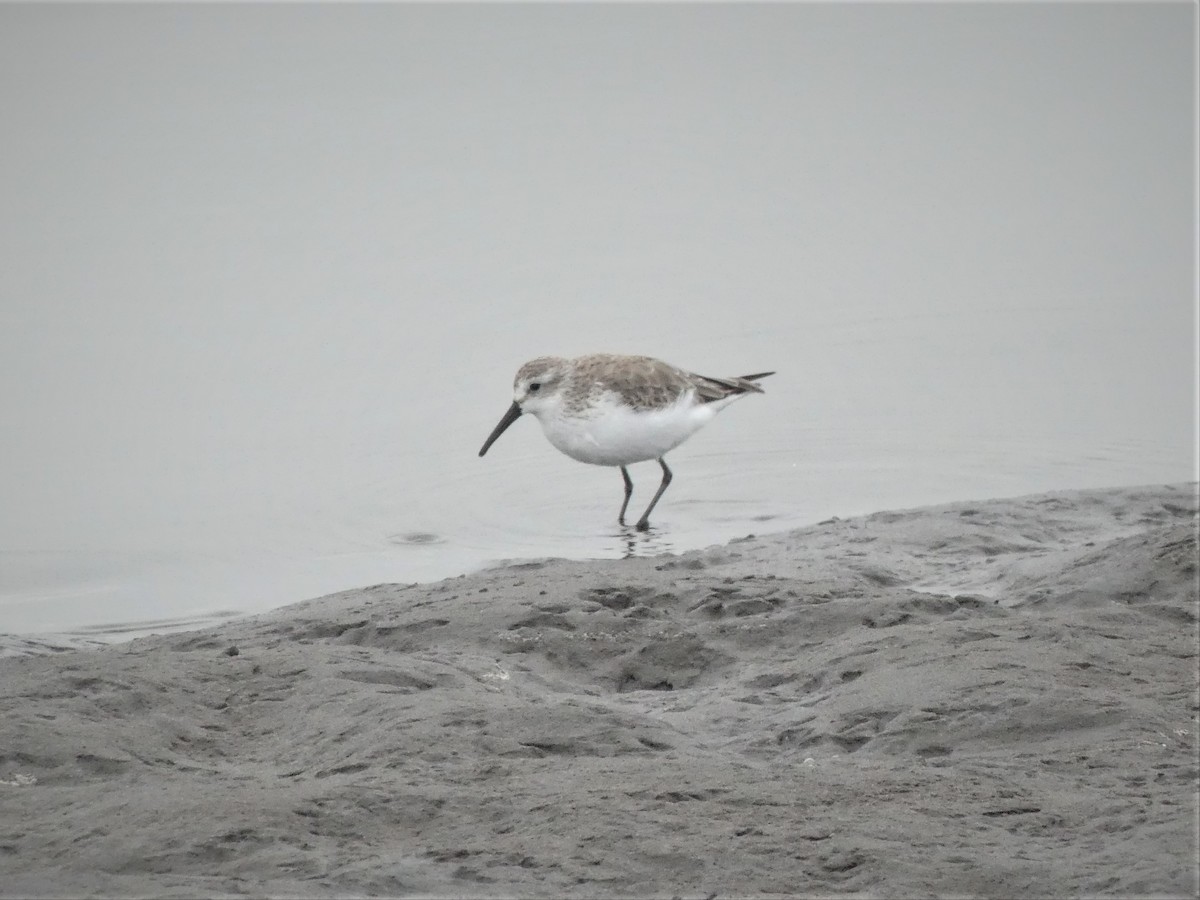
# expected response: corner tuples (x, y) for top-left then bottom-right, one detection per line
(529, 383), (541, 392)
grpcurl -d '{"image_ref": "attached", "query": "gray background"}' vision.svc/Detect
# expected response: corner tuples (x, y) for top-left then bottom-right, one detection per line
(1, 3), (1194, 633)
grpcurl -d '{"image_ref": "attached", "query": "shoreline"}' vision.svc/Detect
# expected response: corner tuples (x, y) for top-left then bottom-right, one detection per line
(2, 482), (1197, 897)
(6, 480), (1196, 656)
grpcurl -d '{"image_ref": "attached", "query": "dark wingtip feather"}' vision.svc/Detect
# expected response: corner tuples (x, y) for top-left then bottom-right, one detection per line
(692, 369), (774, 402)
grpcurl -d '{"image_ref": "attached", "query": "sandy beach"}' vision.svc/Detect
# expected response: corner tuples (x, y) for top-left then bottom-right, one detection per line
(1, 483), (1197, 898)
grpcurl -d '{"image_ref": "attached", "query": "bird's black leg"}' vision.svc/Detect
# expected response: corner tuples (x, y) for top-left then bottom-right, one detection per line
(617, 465), (634, 526)
(635, 457), (673, 531)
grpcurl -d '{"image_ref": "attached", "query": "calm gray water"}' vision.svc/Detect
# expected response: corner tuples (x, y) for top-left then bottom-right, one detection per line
(2, 5), (1195, 637)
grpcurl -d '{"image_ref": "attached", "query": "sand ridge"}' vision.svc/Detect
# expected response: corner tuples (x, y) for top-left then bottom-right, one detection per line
(1, 483), (1197, 898)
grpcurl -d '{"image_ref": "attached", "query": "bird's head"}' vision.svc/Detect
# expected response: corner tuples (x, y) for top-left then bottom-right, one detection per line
(478, 356), (568, 456)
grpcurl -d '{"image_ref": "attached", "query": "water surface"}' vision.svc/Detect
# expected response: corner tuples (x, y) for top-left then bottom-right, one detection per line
(1, 4), (1194, 637)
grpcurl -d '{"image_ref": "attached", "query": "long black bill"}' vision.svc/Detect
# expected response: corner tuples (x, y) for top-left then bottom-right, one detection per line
(479, 401), (523, 457)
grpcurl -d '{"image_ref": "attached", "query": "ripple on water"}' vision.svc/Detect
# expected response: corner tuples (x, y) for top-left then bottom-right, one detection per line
(388, 532), (446, 546)
(448, 444), (802, 568)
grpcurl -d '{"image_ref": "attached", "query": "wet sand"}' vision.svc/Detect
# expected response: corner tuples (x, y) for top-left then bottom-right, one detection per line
(1, 483), (1197, 898)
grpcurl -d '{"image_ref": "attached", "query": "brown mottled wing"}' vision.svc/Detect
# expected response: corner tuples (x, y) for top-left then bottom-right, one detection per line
(622, 357), (698, 409)
(574, 355), (697, 411)
(691, 370), (773, 403)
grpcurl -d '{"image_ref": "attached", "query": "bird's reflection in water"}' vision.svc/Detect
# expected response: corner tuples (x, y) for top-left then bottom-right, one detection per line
(613, 524), (675, 559)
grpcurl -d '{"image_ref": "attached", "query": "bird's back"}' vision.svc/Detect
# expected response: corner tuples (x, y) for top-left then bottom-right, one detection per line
(565, 354), (771, 411)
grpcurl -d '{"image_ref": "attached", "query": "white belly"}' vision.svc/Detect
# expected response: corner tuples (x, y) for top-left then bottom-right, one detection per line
(535, 391), (718, 466)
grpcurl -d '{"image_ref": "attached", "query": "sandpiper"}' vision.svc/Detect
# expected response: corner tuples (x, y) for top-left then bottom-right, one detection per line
(479, 354), (773, 530)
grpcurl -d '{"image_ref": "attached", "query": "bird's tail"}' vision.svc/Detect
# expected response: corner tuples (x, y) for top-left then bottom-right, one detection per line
(693, 370), (774, 401)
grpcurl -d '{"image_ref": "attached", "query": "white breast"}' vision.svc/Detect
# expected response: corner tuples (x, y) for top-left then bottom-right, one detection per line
(534, 390), (721, 467)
